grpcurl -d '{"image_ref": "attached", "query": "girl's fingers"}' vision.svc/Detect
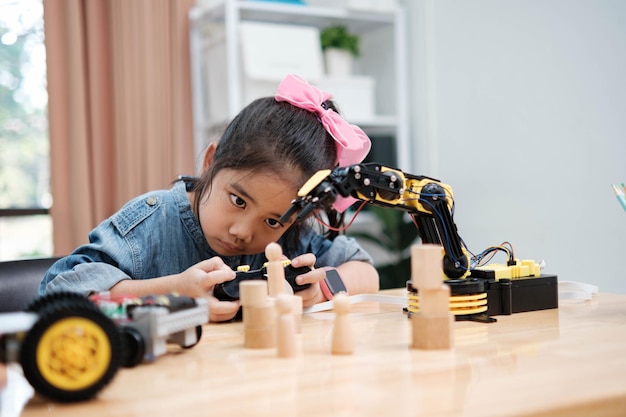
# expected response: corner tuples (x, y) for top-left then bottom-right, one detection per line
(201, 269), (236, 290)
(208, 299), (240, 322)
(295, 268), (325, 286)
(195, 257), (231, 273)
(290, 253), (316, 268)
(296, 282), (323, 306)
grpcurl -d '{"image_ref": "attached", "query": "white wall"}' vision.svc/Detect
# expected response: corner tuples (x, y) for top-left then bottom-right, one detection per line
(405, 0), (626, 293)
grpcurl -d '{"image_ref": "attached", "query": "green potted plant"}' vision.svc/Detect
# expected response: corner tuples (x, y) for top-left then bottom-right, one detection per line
(320, 25), (360, 77)
(346, 206), (420, 289)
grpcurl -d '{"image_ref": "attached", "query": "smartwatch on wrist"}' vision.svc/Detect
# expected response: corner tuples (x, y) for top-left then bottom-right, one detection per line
(319, 267), (347, 300)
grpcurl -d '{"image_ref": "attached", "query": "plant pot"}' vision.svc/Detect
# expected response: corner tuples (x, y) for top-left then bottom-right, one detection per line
(324, 48), (354, 77)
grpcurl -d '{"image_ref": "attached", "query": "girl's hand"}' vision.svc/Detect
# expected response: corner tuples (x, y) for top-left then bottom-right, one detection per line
(206, 297), (241, 322)
(178, 258), (241, 322)
(289, 253), (317, 279)
(290, 253), (326, 306)
(295, 281), (325, 307)
(175, 257), (236, 298)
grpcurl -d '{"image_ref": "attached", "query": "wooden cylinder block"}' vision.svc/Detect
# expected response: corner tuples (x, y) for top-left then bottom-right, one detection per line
(243, 303), (276, 328)
(240, 280), (268, 307)
(419, 284), (451, 316)
(411, 244), (444, 290)
(411, 313), (453, 350)
(244, 326), (277, 349)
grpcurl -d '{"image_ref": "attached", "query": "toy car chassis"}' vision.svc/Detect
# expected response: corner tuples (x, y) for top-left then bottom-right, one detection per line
(0, 291), (208, 402)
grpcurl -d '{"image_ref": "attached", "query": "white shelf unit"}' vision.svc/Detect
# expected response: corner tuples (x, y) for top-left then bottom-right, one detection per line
(188, 0), (410, 171)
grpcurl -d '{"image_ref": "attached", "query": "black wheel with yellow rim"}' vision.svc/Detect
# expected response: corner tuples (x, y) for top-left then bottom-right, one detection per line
(19, 295), (122, 402)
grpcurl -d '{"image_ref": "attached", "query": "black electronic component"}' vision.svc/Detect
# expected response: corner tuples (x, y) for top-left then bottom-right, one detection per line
(213, 263), (312, 301)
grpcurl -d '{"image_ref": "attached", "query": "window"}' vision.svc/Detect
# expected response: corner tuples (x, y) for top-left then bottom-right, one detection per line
(0, 0), (52, 260)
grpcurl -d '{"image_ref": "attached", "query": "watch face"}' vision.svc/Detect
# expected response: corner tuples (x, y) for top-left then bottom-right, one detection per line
(325, 269), (347, 295)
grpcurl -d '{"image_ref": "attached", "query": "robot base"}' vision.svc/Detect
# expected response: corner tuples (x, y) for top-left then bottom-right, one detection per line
(406, 274), (559, 323)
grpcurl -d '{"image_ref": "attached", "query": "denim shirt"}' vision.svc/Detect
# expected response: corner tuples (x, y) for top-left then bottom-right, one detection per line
(39, 180), (373, 296)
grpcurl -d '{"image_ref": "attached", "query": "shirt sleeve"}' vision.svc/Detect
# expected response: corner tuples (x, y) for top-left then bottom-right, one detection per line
(39, 218), (137, 296)
(39, 260), (131, 296)
(39, 188), (173, 296)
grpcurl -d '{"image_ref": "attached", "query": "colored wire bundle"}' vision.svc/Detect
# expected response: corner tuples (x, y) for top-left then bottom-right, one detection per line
(470, 242), (515, 269)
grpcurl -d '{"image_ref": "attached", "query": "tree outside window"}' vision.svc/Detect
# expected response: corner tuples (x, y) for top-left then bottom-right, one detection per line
(0, 0), (52, 260)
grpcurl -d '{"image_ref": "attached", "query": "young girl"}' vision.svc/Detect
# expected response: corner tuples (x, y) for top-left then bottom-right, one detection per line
(39, 74), (379, 322)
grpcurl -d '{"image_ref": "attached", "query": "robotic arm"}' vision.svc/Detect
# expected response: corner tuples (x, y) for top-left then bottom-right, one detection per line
(280, 162), (559, 320)
(279, 163), (470, 280)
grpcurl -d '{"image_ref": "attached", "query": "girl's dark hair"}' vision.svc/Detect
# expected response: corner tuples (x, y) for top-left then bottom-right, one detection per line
(192, 97), (345, 256)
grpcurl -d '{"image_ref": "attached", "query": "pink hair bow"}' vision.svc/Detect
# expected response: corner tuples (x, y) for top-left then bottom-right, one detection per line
(275, 74), (371, 212)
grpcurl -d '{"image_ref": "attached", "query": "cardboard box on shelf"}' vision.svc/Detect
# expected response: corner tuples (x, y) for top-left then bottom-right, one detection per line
(239, 21), (324, 106)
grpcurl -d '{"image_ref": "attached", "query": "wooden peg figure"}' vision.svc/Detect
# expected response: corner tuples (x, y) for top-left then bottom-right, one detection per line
(275, 293), (298, 358)
(331, 292), (354, 355)
(265, 242), (286, 297)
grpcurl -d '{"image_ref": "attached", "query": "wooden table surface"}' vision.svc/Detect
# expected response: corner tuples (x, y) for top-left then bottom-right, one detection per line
(16, 289), (626, 417)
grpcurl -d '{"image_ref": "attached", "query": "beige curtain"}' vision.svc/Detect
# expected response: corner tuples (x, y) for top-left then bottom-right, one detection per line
(43, 0), (196, 256)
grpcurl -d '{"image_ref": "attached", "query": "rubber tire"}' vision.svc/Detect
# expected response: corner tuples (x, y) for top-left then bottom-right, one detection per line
(20, 295), (122, 402)
(181, 325), (203, 349)
(25, 291), (88, 314)
(119, 326), (146, 368)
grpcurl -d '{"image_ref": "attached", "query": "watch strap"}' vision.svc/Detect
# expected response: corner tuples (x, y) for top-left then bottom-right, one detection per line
(319, 267), (347, 300)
